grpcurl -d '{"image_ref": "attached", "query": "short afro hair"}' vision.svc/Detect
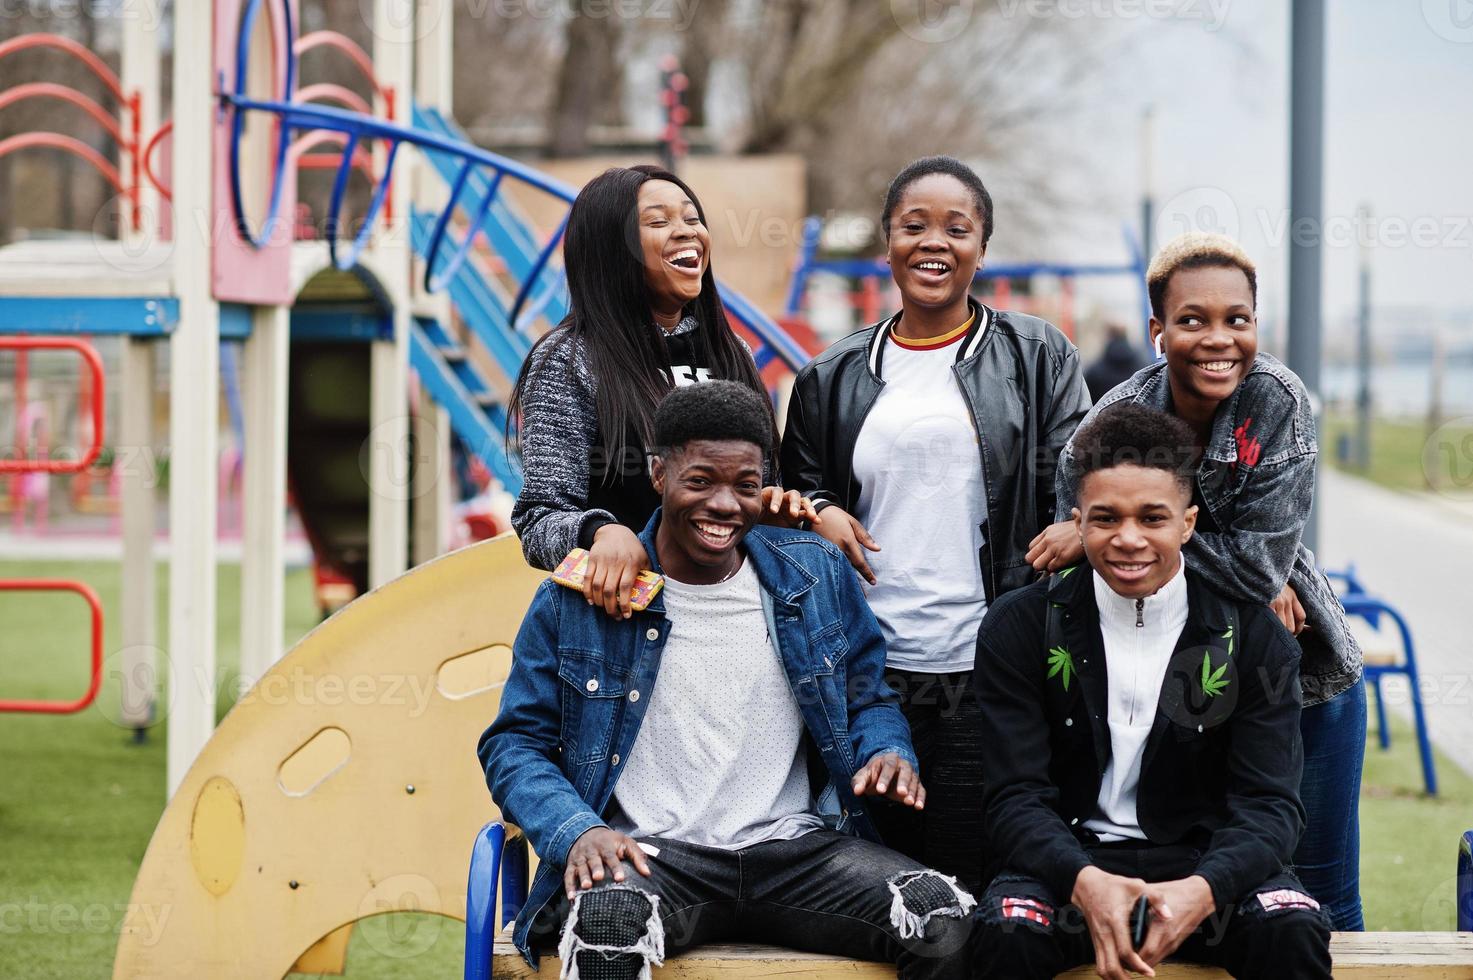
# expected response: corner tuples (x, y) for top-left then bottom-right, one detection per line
(1071, 403), (1201, 496)
(1147, 232), (1257, 322)
(653, 380), (774, 459)
(881, 155), (994, 245)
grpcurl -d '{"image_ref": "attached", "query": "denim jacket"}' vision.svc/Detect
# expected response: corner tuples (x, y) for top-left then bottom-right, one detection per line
(478, 511), (917, 964)
(1055, 353), (1362, 706)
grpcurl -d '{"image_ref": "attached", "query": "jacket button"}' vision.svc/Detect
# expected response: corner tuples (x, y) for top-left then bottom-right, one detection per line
(585, 679), (599, 693)
(645, 628), (659, 641)
(629, 690), (640, 703)
(611, 754), (620, 766)
(1065, 718), (1073, 727)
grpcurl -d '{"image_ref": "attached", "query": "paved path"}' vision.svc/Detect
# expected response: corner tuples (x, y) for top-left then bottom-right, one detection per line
(1316, 468), (1473, 778)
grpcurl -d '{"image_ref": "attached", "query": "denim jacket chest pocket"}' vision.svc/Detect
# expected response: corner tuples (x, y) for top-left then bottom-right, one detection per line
(809, 620), (849, 671)
(557, 653), (629, 765)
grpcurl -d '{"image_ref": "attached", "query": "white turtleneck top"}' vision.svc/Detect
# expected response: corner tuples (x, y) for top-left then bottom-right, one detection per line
(1083, 561), (1189, 842)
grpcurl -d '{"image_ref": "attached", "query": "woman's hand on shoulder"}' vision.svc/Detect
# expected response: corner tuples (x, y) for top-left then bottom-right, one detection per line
(1027, 520), (1084, 573)
(585, 524), (651, 619)
(810, 505), (881, 586)
(758, 486), (823, 529)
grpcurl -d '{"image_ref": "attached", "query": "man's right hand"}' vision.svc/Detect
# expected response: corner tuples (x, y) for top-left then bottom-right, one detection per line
(1070, 865), (1156, 980)
(586, 524), (651, 619)
(563, 827), (652, 899)
(811, 506), (881, 585)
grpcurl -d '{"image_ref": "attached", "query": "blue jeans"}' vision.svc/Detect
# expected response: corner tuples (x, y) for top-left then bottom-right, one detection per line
(1295, 681), (1367, 930)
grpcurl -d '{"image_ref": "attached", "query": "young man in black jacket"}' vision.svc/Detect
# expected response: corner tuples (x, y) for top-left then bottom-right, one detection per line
(972, 404), (1332, 980)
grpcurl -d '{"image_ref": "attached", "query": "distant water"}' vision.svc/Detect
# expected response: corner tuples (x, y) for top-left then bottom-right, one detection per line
(1322, 362), (1473, 418)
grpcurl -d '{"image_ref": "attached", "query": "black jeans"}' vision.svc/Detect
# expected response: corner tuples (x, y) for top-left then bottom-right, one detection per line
(531, 830), (973, 980)
(973, 841), (1333, 979)
(866, 668), (988, 895)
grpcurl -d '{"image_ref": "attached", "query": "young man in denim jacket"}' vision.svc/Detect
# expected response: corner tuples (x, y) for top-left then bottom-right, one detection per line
(973, 405), (1331, 980)
(479, 381), (974, 980)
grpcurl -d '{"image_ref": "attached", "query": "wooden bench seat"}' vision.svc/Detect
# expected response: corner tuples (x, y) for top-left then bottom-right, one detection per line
(493, 932), (1473, 978)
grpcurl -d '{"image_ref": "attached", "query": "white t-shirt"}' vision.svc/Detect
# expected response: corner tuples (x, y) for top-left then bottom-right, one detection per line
(850, 323), (988, 673)
(1084, 562), (1189, 842)
(609, 558), (824, 849)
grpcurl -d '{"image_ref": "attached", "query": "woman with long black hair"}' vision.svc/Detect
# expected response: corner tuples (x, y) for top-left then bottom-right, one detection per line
(510, 165), (811, 613)
(781, 156), (1093, 893)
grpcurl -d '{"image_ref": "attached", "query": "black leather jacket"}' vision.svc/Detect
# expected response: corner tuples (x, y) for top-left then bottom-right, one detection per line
(780, 300), (1092, 606)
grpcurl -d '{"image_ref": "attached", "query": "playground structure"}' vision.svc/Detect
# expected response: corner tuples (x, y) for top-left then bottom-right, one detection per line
(0, 0), (806, 791)
(111, 533), (545, 977)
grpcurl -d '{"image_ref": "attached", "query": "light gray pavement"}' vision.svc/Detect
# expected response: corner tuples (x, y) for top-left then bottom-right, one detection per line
(1315, 467), (1473, 779)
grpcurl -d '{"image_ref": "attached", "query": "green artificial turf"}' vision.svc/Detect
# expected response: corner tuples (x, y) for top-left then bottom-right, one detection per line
(1, 558), (1468, 978)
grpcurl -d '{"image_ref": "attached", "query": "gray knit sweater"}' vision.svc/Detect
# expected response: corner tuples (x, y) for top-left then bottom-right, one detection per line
(510, 317), (762, 571)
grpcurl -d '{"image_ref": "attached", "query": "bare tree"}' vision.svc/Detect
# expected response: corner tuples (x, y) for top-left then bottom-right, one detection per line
(547, 12), (624, 156)
(701, 1), (1122, 250)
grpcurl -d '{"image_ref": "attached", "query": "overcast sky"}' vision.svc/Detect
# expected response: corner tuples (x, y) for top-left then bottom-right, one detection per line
(994, 0), (1473, 344)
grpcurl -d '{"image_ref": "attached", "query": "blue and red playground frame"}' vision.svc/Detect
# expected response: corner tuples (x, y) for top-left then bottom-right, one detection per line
(219, 0), (810, 374)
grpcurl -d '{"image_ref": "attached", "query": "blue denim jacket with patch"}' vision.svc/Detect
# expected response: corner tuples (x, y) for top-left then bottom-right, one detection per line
(478, 510), (916, 964)
(1056, 353), (1362, 706)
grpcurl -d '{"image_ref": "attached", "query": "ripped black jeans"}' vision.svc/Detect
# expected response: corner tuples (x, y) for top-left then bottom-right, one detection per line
(973, 841), (1333, 979)
(530, 830), (974, 980)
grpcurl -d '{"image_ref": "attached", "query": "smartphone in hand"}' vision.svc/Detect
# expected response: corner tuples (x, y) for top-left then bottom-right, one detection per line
(550, 548), (664, 611)
(1131, 895), (1151, 950)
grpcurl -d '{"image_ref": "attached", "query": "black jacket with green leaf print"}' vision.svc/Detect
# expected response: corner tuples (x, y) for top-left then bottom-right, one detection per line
(973, 563), (1306, 912)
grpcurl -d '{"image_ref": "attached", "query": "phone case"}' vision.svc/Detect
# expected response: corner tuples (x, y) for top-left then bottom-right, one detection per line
(551, 548), (665, 611)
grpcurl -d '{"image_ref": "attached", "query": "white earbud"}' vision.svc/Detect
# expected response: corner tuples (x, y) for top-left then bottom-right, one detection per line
(1153, 337), (1163, 358)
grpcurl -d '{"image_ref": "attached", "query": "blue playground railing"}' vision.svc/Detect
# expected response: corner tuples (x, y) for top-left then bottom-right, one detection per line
(222, 5), (809, 375)
(464, 820), (530, 980)
(223, 3), (811, 493)
(1324, 564), (1437, 797)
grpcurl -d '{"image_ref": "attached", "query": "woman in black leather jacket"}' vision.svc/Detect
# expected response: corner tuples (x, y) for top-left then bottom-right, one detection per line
(780, 156), (1092, 893)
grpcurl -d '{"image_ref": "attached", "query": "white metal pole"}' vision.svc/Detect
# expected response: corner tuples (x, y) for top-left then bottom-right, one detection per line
(411, 394), (452, 564)
(367, 0), (416, 587)
(166, 0), (222, 798)
(118, 341), (157, 735)
(409, 0), (455, 562)
(118, 0), (165, 737)
(239, 304), (289, 686)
